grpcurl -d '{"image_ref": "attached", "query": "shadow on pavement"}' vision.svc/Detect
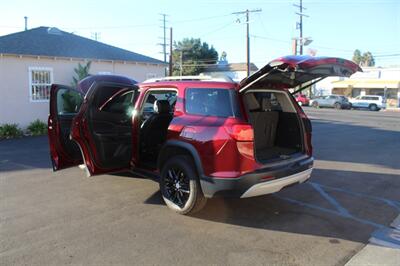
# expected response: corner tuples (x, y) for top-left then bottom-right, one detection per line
(0, 136), (51, 171)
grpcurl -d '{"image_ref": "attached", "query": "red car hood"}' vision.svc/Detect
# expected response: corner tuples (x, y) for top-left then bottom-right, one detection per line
(239, 55), (362, 93)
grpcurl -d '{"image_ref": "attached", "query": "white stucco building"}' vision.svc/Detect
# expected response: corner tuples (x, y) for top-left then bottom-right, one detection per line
(0, 27), (166, 127)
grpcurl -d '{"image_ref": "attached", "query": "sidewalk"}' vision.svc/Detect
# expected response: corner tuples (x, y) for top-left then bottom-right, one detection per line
(384, 108), (400, 112)
(345, 244), (400, 266)
(346, 214), (400, 266)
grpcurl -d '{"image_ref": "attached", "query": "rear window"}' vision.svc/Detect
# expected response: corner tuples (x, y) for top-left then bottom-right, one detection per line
(185, 88), (241, 118)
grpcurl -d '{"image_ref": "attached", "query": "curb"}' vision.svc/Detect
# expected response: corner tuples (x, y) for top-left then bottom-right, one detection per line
(345, 214), (400, 265)
(345, 244), (400, 266)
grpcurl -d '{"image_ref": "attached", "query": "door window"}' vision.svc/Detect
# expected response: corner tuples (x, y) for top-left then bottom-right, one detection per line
(142, 90), (177, 119)
(57, 88), (83, 115)
(100, 90), (136, 116)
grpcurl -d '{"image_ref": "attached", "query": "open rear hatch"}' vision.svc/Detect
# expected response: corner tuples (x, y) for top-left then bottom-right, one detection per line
(239, 56), (361, 163)
(239, 55), (362, 93)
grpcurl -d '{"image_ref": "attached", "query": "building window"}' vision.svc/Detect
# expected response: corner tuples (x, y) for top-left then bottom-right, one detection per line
(29, 67), (53, 102)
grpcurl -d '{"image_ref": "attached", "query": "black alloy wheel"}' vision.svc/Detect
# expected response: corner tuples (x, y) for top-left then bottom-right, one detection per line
(160, 155), (207, 214)
(163, 167), (190, 208)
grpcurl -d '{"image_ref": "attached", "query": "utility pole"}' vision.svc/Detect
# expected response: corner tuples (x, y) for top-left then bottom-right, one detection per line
(232, 9), (262, 77)
(158, 13), (168, 76)
(294, 0), (309, 55)
(169, 27), (173, 76)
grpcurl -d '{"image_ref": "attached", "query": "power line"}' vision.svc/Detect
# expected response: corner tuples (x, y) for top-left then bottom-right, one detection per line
(170, 14), (232, 24)
(199, 21), (236, 37)
(374, 53), (400, 57)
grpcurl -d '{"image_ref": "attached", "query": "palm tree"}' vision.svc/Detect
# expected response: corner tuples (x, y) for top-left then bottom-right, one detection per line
(71, 61), (92, 87)
(362, 52), (375, 67)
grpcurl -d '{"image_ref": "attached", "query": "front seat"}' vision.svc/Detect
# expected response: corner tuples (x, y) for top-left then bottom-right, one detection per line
(140, 100), (173, 156)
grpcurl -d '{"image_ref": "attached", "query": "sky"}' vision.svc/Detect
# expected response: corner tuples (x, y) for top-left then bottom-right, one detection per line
(1, 0), (399, 68)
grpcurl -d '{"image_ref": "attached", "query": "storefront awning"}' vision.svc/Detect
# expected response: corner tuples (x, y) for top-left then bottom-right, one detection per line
(332, 79), (400, 89)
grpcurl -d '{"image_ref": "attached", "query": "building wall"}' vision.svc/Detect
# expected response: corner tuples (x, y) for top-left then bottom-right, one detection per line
(201, 70), (257, 82)
(0, 55), (165, 127)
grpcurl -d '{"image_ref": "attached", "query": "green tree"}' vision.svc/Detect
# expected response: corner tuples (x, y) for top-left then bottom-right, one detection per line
(71, 61), (92, 87)
(352, 49), (362, 64)
(172, 38), (218, 76)
(362, 51), (375, 67)
(352, 49), (375, 66)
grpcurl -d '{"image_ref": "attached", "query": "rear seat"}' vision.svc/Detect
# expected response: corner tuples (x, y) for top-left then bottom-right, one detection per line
(258, 98), (279, 149)
(244, 93), (279, 151)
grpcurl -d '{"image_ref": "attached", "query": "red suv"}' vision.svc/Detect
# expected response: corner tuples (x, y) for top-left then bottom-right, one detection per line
(48, 56), (361, 214)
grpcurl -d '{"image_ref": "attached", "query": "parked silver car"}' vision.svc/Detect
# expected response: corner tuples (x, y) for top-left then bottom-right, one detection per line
(349, 95), (386, 111)
(310, 95), (351, 109)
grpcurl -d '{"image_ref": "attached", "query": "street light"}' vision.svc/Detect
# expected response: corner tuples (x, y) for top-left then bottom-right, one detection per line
(292, 37), (313, 55)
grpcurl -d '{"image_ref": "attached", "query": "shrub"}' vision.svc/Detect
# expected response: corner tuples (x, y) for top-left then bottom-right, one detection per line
(27, 119), (47, 136)
(0, 123), (23, 139)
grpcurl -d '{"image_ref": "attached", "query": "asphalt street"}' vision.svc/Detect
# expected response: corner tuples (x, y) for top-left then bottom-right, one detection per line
(1, 108), (399, 265)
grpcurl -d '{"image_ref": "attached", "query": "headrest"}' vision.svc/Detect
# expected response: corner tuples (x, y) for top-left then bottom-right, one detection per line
(262, 98), (273, 111)
(246, 93), (260, 111)
(154, 100), (170, 114)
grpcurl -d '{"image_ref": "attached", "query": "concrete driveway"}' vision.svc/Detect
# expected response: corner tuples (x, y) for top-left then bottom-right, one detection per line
(1, 108), (399, 265)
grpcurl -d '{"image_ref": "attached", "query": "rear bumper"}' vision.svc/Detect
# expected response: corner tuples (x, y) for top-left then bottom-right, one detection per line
(200, 156), (313, 198)
(241, 168), (312, 198)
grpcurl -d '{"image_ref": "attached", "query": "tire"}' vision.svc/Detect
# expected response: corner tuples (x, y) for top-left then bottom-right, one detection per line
(160, 155), (207, 215)
(334, 102), (342, 109)
(312, 101), (319, 108)
(369, 104), (378, 111)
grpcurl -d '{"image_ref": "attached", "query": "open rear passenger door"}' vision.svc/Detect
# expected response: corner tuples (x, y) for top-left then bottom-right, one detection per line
(72, 82), (139, 176)
(48, 84), (84, 171)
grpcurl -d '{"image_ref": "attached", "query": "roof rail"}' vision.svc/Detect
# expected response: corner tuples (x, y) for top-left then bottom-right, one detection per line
(142, 75), (234, 83)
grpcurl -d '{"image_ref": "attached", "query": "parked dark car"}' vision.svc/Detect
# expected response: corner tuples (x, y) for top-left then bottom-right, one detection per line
(48, 56), (361, 214)
(310, 94), (351, 109)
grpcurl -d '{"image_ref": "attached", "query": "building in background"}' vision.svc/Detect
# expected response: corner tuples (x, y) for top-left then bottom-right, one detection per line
(0, 27), (165, 127)
(312, 67), (400, 108)
(331, 67), (400, 108)
(201, 62), (258, 82)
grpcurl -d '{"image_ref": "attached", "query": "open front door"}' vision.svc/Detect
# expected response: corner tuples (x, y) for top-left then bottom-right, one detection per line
(48, 84), (84, 171)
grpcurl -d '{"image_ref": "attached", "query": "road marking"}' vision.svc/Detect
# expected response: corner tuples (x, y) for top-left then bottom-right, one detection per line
(369, 228), (400, 249)
(310, 182), (400, 212)
(314, 160), (400, 175)
(275, 195), (385, 229)
(276, 180), (400, 230)
(310, 182), (351, 217)
(391, 214), (400, 230)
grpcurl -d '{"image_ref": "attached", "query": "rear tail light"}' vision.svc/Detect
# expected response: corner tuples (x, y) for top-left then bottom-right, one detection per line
(225, 124), (254, 142)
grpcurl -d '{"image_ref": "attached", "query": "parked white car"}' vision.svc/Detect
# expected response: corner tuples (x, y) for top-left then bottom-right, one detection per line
(350, 95), (386, 111)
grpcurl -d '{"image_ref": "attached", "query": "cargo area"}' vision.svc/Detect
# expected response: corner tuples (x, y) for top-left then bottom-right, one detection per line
(243, 90), (304, 163)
